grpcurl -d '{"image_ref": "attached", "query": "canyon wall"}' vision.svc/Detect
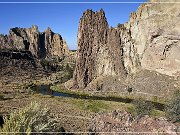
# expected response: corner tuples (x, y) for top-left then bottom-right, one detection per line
(125, 0), (180, 76)
(73, 0), (180, 89)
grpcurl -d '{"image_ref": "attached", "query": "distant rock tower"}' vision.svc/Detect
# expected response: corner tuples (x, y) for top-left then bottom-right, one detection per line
(0, 25), (70, 58)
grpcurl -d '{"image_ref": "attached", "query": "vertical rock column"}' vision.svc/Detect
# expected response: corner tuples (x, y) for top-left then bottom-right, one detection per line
(73, 9), (109, 89)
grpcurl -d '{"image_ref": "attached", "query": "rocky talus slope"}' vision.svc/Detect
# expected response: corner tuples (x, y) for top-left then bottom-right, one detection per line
(90, 110), (180, 135)
(72, 0), (180, 96)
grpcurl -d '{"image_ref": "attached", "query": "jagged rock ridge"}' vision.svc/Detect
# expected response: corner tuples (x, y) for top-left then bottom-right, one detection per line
(0, 25), (69, 58)
(73, 0), (180, 90)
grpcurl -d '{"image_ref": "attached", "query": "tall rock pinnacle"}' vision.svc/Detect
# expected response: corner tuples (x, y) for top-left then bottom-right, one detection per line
(73, 9), (109, 89)
(73, 9), (128, 89)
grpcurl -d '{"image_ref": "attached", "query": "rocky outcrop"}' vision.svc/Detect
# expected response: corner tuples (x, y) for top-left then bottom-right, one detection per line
(73, 9), (128, 89)
(89, 110), (179, 134)
(108, 25), (140, 75)
(44, 27), (69, 58)
(125, 0), (180, 76)
(73, 9), (109, 88)
(0, 25), (70, 58)
(62, 40), (70, 56)
(73, 0), (180, 89)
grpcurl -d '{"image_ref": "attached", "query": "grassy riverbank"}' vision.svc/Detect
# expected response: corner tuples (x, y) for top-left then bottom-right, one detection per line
(49, 83), (166, 117)
(51, 83), (166, 105)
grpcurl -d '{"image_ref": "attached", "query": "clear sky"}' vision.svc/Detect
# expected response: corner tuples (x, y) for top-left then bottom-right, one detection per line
(0, 0), (146, 50)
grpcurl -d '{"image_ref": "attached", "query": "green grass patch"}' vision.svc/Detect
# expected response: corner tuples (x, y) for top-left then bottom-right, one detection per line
(151, 96), (166, 104)
(51, 84), (89, 97)
(70, 99), (110, 113)
(51, 84), (166, 113)
(127, 104), (136, 116)
(150, 109), (166, 118)
(107, 93), (166, 105)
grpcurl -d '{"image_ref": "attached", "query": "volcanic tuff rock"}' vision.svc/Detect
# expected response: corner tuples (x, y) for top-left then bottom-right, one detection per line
(73, 0), (180, 89)
(0, 25), (69, 58)
(125, 0), (180, 76)
(73, 9), (108, 88)
(73, 9), (128, 89)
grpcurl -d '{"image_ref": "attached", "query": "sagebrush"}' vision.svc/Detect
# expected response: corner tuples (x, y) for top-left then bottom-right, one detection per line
(0, 102), (58, 134)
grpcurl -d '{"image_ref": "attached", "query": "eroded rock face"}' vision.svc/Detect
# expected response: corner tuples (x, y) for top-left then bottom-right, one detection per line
(73, 9), (109, 88)
(44, 27), (69, 58)
(73, 9), (128, 89)
(125, 0), (180, 76)
(73, 0), (180, 89)
(0, 25), (70, 58)
(62, 40), (70, 56)
(108, 25), (140, 75)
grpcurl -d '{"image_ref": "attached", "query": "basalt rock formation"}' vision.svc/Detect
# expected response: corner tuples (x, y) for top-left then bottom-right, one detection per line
(73, 0), (180, 90)
(0, 25), (69, 58)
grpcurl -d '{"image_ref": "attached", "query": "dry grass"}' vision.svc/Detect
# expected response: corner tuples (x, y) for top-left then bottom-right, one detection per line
(0, 102), (58, 134)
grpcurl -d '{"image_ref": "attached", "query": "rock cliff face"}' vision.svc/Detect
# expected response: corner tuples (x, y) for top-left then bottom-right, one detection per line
(73, 0), (180, 89)
(125, 0), (180, 76)
(0, 25), (69, 58)
(73, 9), (109, 88)
(73, 9), (128, 89)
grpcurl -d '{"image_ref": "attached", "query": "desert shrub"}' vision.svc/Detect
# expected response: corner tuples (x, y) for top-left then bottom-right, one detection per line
(62, 63), (74, 80)
(165, 90), (180, 122)
(65, 64), (74, 75)
(40, 59), (50, 67)
(133, 98), (154, 118)
(0, 94), (4, 100)
(96, 83), (103, 91)
(40, 59), (56, 71)
(127, 87), (133, 93)
(0, 102), (58, 134)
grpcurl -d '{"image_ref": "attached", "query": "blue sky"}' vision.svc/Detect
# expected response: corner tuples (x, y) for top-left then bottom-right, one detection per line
(0, 0), (146, 50)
